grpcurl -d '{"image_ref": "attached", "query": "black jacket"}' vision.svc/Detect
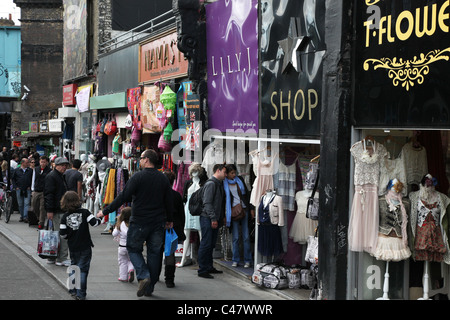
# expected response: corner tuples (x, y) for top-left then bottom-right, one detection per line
(44, 169), (68, 213)
(171, 190), (186, 242)
(201, 176), (225, 224)
(33, 165), (51, 192)
(12, 167), (33, 191)
(103, 167), (174, 225)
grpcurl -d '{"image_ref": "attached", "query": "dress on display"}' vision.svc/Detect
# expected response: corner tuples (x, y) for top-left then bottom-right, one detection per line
(275, 157), (298, 212)
(372, 191), (411, 261)
(257, 192), (283, 257)
(401, 142), (428, 191)
(184, 179), (201, 230)
(409, 190), (450, 264)
(349, 140), (388, 254)
(378, 156), (407, 197)
(289, 190), (319, 244)
(249, 150), (279, 208)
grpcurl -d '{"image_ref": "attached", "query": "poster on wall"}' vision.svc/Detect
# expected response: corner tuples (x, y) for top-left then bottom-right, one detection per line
(63, 0), (87, 82)
(186, 94), (201, 151)
(141, 86), (162, 133)
(206, 0), (259, 133)
(353, 0), (450, 127)
(127, 87), (142, 130)
(260, 0), (326, 136)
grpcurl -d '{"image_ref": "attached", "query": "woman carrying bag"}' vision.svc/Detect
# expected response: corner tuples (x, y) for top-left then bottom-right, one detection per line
(224, 164), (254, 268)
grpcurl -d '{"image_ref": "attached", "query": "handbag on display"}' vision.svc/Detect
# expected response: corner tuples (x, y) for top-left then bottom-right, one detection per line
(305, 228), (319, 265)
(37, 220), (60, 259)
(164, 228), (178, 256)
(306, 164), (319, 220)
(252, 262), (289, 290)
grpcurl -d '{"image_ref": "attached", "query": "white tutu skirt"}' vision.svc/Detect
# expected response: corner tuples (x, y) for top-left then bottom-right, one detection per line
(372, 235), (411, 262)
(289, 212), (318, 244)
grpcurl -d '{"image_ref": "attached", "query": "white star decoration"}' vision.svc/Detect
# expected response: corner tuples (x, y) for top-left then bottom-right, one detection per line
(278, 17), (308, 73)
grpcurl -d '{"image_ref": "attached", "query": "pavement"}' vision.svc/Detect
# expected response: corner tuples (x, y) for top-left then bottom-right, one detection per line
(0, 212), (310, 301)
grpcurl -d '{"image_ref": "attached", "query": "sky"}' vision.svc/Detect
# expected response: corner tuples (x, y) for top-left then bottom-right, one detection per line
(0, 0), (21, 25)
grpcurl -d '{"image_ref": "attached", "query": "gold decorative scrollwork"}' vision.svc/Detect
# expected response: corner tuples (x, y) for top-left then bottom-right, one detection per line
(363, 47), (450, 91)
(365, 0), (381, 6)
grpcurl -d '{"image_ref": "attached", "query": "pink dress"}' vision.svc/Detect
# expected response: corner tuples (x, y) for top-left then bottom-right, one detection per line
(349, 140), (387, 254)
(250, 151), (279, 208)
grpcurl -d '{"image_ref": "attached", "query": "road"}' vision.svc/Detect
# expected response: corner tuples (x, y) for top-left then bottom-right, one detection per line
(0, 233), (72, 300)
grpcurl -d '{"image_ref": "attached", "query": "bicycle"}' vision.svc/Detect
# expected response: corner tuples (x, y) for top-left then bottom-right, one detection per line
(0, 182), (13, 223)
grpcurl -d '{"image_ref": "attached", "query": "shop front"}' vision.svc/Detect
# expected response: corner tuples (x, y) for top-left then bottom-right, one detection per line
(349, 0), (450, 300)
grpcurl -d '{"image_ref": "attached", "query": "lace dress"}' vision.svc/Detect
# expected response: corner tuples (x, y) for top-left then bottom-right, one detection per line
(378, 155), (407, 197)
(249, 151), (279, 208)
(349, 140), (388, 254)
(401, 142), (428, 191)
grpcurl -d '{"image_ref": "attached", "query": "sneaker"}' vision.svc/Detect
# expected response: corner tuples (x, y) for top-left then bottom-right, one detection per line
(118, 278), (128, 282)
(232, 262), (238, 267)
(137, 278), (150, 297)
(56, 260), (71, 267)
(128, 270), (134, 283)
(244, 263), (251, 268)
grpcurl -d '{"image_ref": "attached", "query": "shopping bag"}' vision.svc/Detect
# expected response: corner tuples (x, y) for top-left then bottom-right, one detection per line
(164, 228), (178, 256)
(37, 220), (60, 259)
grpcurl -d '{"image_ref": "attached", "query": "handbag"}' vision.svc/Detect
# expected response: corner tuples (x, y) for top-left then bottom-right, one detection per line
(230, 183), (245, 221)
(37, 219), (60, 259)
(306, 164), (319, 220)
(252, 262), (288, 290)
(164, 228), (178, 256)
(305, 229), (319, 265)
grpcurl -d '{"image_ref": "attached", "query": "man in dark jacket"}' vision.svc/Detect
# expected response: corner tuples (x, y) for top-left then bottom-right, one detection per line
(44, 157), (69, 266)
(12, 158), (33, 222)
(197, 163), (226, 279)
(32, 155), (51, 229)
(97, 149), (174, 297)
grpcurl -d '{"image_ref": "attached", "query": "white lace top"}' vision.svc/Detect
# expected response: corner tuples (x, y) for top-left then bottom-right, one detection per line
(378, 155), (407, 196)
(401, 142), (428, 186)
(350, 140), (388, 186)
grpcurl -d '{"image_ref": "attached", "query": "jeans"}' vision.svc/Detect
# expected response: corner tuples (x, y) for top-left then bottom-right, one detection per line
(126, 220), (164, 287)
(16, 189), (31, 219)
(69, 247), (92, 299)
(198, 215), (219, 275)
(231, 210), (252, 264)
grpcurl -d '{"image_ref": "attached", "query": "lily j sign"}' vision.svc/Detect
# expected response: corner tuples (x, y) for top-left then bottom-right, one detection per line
(353, 0), (450, 128)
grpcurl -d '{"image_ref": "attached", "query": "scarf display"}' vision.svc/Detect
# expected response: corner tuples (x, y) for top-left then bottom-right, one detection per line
(223, 177), (246, 227)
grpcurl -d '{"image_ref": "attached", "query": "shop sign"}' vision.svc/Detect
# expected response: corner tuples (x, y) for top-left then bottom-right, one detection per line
(39, 120), (48, 133)
(48, 119), (63, 132)
(259, 0), (326, 136)
(206, 0), (259, 133)
(354, 0), (450, 127)
(139, 30), (188, 83)
(62, 84), (78, 105)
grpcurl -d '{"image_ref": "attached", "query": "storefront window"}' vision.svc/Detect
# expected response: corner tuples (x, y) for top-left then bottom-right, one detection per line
(349, 128), (450, 300)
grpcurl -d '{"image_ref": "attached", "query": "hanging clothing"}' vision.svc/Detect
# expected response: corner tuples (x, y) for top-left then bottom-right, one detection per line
(275, 156), (298, 212)
(173, 162), (190, 196)
(249, 150), (279, 208)
(401, 142), (428, 191)
(348, 140), (388, 254)
(103, 168), (116, 206)
(378, 155), (407, 197)
(289, 190), (318, 244)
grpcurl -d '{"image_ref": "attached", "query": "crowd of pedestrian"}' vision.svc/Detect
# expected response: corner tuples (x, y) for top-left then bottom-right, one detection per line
(0, 146), (255, 300)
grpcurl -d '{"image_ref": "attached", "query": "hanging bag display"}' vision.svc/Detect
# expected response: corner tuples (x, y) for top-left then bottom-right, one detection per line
(164, 228), (178, 256)
(252, 262), (289, 290)
(305, 228), (319, 265)
(37, 219), (60, 259)
(306, 164), (319, 220)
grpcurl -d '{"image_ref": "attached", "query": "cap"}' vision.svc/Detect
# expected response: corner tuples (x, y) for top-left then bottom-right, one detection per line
(55, 157), (69, 165)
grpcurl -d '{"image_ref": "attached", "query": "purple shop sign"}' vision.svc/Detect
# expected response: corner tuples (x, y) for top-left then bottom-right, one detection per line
(206, 0), (259, 133)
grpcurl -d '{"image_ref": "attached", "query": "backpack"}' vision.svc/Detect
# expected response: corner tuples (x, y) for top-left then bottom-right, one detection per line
(188, 185), (205, 216)
(188, 179), (217, 216)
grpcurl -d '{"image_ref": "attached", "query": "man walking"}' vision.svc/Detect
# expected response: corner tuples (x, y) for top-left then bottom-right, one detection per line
(97, 149), (173, 297)
(197, 163), (227, 279)
(64, 159), (83, 198)
(11, 158), (33, 222)
(32, 156), (51, 229)
(44, 157), (69, 266)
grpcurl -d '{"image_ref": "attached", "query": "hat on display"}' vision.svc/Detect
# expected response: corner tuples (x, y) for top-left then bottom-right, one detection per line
(96, 159), (111, 172)
(55, 157), (69, 165)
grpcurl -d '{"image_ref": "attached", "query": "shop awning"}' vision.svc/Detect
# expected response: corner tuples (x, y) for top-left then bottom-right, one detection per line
(89, 92), (126, 110)
(14, 132), (63, 141)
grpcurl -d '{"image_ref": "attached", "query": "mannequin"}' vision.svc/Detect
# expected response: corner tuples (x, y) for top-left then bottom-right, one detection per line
(177, 163), (206, 267)
(83, 155), (97, 212)
(374, 179), (411, 300)
(409, 174), (450, 300)
(112, 132), (121, 154)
